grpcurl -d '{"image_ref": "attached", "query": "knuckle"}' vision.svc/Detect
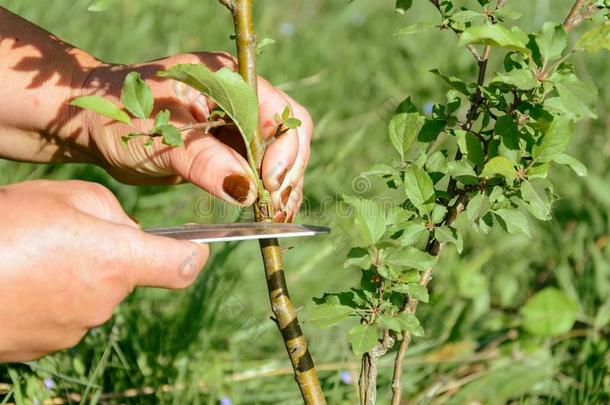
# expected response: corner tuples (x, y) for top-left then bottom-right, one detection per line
(211, 51), (238, 68)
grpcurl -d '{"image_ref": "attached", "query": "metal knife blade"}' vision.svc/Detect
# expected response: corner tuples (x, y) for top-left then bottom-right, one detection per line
(144, 222), (330, 243)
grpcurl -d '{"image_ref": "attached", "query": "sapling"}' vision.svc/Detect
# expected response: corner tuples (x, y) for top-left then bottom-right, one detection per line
(304, 0), (609, 404)
(71, 0), (326, 403)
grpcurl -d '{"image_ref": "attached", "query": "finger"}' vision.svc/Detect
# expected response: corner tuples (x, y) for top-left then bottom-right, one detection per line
(273, 177), (303, 223)
(268, 94), (312, 211)
(261, 130), (299, 192)
(169, 130), (258, 206)
(122, 227), (210, 290)
(258, 80), (300, 191)
(285, 178), (304, 222)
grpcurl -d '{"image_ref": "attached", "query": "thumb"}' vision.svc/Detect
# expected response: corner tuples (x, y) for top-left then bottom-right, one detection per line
(122, 228), (210, 289)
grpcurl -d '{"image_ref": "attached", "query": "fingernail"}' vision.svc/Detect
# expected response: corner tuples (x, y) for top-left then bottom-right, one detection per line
(223, 174), (252, 204)
(274, 211), (287, 223)
(281, 186), (292, 206)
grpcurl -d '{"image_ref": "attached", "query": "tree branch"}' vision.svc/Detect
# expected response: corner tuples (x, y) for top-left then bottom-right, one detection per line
(228, 1), (326, 404)
(390, 41), (491, 404)
(563, 0), (588, 30)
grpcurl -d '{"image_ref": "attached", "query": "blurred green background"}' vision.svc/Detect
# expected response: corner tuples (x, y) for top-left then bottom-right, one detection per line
(0, 0), (608, 403)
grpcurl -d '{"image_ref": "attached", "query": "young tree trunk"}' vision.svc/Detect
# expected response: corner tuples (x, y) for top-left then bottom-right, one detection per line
(221, 1), (326, 403)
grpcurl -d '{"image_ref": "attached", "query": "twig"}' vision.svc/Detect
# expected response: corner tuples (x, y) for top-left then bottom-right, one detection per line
(390, 40), (491, 404)
(227, 1), (326, 404)
(176, 120), (228, 132)
(427, 0), (481, 61)
(218, 0), (235, 12)
(563, 0), (588, 30)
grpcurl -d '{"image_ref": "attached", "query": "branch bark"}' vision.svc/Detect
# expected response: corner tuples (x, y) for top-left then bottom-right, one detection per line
(225, 1), (326, 403)
(563, 0), (588, 30)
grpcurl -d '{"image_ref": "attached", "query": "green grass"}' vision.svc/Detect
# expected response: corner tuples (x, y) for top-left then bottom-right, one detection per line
(1, 0), (609, 403)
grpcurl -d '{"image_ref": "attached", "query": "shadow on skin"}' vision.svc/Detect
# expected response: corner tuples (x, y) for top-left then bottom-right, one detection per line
(0, 5), (240, 171)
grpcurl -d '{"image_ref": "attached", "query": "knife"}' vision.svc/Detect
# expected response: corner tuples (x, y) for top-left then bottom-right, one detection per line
(144, 222), (330, 243)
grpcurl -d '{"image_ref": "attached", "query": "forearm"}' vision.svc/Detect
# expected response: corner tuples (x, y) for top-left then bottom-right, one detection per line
(0, 6), (101, 163)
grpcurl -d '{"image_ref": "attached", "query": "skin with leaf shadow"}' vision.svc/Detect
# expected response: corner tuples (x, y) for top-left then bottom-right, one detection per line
(0, 6), (311, 220)
(0, 5), (312, 361)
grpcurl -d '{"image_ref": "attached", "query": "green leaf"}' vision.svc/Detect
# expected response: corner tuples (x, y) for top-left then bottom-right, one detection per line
(446, 160), (477, 184)
(551, 74), (598, 120)
(393, 283), (429, 303)
(467, 193), (490, 223)
(395, 0), (413, 14)
(490, 69), (539, 90)
(398, 221), (428, 246)
(403, 165), (436, 216)
(576, 21), (610, 53)
(348, 324), (379, 356)
(343, 196), (386, 246)
(256, 37), (276, 55)
(532, 115), (575, 162)
(304, 303), (355, 328)
(536, 22), (567, 61)
(418, 119), (446, 142)
(385, 247), (437, 271)
(70, 95), (131, 124)
(159, 64), (258, 166)
(397, 313), (425, 336)
(494, 8), (522, 21)
(456, 130), (485, 167)
(554, 154), (587, 177)
(482, 156), (516, 182)
(521, 288), (578, 336)
(435, 226), (463, 253)
(494, 115), (520, 150)
(121, 71), (154, 119)
(430, 69), (469, 95)
(520, 180), (551, 221)
(281, 105), (291, 121)
(450, 10), (484, 23)
(157, 124), (183, 147)
(395, 22), (437, 36)
(430, 204), (448, 224)
(495, 208), (530, 236)
(344, 250), (373, 270)
(460, 24), (529, 53)
(283, 117), (302, 129)
(388, 111), (424, 159)
(377, 314), (402, 332)
(154, 109), (171, 130)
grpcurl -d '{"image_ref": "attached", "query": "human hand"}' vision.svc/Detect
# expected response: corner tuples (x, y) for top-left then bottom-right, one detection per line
(0, 180), (208, 362)
(80, 52), (312, 222)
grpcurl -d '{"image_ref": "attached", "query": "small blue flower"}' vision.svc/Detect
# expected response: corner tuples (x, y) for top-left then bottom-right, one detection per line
(279, 22), (295, 37)
(219, 396), (232, 405)
(33, 400), (40, 405)
(43, 377), (55, 390)
(340, 371), (352, 385)
(350, 13), (366, 26)
(423, 102), (434, 115)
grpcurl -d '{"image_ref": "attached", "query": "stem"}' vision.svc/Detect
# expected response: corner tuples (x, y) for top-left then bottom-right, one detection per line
(390, 39), (492, 404)
(563, 0), (588, 30)
(427, 0), (482, 61)
(224, 1), (326, 403)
